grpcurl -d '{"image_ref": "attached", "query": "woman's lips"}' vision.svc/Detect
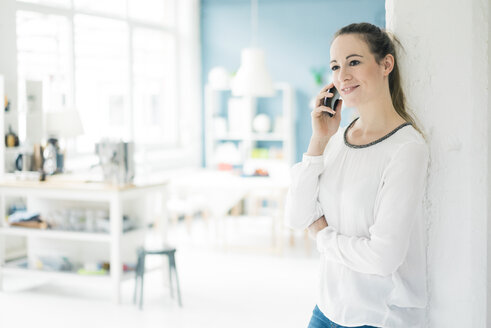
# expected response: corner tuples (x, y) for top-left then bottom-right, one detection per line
(341, 85), (359, 95)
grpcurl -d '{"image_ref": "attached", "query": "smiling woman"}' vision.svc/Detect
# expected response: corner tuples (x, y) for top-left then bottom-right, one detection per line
(285, 22), (429, 328)
(330, 24), (423, 139)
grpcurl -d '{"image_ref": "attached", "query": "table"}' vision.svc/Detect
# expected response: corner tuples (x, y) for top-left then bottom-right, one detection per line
(167, 168), (290, 253)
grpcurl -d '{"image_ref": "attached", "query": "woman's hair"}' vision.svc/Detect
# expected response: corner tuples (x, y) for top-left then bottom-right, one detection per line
(332, 22), (424, 137)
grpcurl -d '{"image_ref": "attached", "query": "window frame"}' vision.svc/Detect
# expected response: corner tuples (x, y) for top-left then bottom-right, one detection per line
(3, 0), (202, 173)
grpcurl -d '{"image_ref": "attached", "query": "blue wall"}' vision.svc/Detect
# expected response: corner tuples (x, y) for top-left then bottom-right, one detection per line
(201, 0), (385, 164)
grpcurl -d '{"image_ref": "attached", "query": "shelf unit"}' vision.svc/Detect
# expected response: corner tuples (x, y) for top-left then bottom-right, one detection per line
(204, 82), (295, 174)
(0, 225), (144, 243)
(2, 257), (136, 282)
(0, 178), (168, 303)
(0, 74), (21, 175)
(202, 83), (294, 253)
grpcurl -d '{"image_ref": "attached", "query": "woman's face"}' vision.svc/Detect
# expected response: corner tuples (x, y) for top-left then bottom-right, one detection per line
(329, 34), (387, 108)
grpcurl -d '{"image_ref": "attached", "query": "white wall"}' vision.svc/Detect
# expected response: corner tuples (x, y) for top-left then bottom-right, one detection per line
(488, 0), (491, 323)
(386, 0), (489, 327)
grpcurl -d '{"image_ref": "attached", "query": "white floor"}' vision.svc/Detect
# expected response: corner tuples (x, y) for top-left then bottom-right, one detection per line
(0, 217), (320, 328)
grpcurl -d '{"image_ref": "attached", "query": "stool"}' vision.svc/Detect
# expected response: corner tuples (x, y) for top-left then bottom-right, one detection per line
(133, 246), (182, 309)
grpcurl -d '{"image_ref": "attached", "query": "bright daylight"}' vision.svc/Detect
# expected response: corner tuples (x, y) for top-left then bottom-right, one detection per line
(0, 0), (490, 328)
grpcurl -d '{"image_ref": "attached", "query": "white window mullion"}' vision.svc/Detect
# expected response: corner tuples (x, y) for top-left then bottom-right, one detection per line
(128, 22), (134, 142)
(173, 2), (181, 147)
(69, 0), (75, 108)
(15, 1), (71, 16)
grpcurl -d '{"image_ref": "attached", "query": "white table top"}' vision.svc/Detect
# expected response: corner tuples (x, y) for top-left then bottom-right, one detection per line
(0, 173), (169, 192)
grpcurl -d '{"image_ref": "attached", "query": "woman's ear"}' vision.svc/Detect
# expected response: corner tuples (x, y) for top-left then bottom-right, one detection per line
(382, 54), (395, 76)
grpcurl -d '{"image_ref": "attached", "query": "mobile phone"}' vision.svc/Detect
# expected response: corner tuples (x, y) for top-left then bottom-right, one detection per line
(323, 86), (341, 117)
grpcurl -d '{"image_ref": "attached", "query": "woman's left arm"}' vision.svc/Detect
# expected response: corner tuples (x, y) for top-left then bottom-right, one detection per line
(315, 141), (429, 277)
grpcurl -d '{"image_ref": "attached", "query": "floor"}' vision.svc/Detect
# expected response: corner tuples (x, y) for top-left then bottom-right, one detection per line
(0, 216), (320, 328)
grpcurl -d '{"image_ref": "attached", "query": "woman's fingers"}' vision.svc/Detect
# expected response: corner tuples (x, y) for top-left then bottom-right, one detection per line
(312, 106), (336, 117)
(320, 82), (335, 93)
(316, 92), (334, 107)
(316, 83), (336, 106)
(316, 91), (333, 101)
(315, 99), (343, 115)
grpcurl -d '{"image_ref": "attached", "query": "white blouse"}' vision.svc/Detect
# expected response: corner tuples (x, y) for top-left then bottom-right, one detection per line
(285, 118), (429, 328)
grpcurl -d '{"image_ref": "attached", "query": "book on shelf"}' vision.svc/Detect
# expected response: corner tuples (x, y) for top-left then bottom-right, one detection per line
(10, 220), (48, 229)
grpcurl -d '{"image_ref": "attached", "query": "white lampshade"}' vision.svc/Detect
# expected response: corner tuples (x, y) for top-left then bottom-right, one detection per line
(45, 109), (84, 139)
(231, 48), (275, 97)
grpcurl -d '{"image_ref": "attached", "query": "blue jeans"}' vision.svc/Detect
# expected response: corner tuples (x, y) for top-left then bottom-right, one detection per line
(307, 305), (379, 328)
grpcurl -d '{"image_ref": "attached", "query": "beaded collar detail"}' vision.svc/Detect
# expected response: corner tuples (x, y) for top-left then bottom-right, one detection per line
(344, 117), (412, 149)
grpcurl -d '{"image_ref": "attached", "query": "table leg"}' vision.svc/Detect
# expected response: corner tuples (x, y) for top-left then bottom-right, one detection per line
(0, 236), (4, 292)
(158, 188), (168, 244)
(110, 194), (122, 304)
(275, 189), (286, 255)
(0, 194), (5, 291)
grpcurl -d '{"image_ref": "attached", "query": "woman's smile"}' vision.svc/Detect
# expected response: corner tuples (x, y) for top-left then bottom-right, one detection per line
(341, 85), (359, 95)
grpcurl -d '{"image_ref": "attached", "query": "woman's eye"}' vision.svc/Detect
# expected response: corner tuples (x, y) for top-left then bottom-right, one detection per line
(330, 61), (359, 71)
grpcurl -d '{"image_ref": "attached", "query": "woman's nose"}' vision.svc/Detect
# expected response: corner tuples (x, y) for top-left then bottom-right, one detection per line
(338, 66), (351, 81)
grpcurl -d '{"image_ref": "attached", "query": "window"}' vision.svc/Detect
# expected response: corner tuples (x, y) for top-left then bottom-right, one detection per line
(73, 14), (130, 150)
(14, 0), (187, 166)
(133, 27), (177, 147)
(16, 11), (71, 115)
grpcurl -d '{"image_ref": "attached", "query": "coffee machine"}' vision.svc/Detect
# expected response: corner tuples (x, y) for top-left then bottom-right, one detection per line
(95, 140), (135, 185)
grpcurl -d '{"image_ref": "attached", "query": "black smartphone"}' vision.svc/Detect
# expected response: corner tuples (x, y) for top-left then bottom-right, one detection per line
(323, 86), (341, 117)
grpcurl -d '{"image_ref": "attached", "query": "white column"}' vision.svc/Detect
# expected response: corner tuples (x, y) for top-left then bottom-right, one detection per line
(386, 0), (489, 327)
(488, 0), (491, 324)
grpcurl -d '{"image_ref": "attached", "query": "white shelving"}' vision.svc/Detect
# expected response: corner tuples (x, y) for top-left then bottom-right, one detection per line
(0, 226), (145, 243)
(213, 133), (285, 142)
(202, 83), (294, 253)
(2, 258), (136, 282)
(204, 82), (295, 173)
(0, 179), (168, 303)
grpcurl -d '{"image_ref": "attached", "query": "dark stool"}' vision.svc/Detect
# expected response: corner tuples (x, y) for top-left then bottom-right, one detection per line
(133, 246), (182, 309)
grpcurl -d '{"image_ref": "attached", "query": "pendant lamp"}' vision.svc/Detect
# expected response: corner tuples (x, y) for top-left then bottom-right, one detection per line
(231, 0), (274, 97)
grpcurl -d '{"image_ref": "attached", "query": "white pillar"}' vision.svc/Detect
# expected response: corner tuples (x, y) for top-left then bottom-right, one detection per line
(386, 0), (489, 327)
(488, 0), (491, 323)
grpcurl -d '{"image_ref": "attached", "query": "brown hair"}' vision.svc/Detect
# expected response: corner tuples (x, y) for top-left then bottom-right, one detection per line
(333, 22), (424, 138)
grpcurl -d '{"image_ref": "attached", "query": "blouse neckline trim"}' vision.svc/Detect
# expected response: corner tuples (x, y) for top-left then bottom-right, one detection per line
(343, 117), (412, 149)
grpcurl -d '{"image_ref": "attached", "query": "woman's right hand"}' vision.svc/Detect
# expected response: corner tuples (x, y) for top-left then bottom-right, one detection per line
(307, 215), (328, 240)
(311, 82), (343, 140)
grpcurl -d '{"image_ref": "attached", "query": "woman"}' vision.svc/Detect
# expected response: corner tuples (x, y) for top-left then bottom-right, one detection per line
(285, 22), (429, 328)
